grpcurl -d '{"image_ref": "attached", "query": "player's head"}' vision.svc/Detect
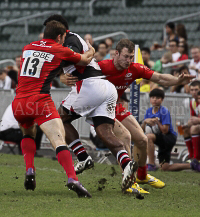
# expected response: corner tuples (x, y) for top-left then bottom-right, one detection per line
(149, 88), (165, 107)
(115, 39), (135, 69)
(190, 80), (200, 99)
(43, 20), (66, 45)
(43, 14), (69, 30)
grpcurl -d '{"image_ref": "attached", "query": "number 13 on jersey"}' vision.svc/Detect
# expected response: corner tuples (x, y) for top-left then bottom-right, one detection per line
(20, 50), (54, 78)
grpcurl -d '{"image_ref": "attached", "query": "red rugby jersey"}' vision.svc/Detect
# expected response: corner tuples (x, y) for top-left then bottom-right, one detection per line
(16, 39), (81, 98)
(98, 59), (154, 98)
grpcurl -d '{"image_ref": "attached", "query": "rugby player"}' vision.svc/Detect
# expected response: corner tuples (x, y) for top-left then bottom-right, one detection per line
(61, 38), (195, 192)
(44, 15), (138, 192)
(12, 20), (95, 197)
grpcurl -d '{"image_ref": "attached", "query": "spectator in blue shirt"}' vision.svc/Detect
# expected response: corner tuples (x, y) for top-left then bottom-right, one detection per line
(141, 88), (200, 172)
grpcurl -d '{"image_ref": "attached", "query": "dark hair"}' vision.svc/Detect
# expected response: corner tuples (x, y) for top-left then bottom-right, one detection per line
(43, 20), (66, 40)
(190, 80), (200, 88)
(43, 14), (69, 30)
(170, 39), (179, 46)
(178, 65), (189, 74)
(116, 39), (135, 54)
(98, 41), (108, 49)
(179, 41), (188, 55)
(176, 23), (187, 40)
(149, 88), (165, 99)
(197, 90), (200, 96)
(166, 22), (175, 31)
(141, 47), (151, 55)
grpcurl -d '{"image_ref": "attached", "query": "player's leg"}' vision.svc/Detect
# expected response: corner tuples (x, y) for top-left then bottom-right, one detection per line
(93, 117), (138, 191)
(58, 105), (94, 174)
(146, 133), (156, 166)
(113, 119), (131, 157)
(121, 115), (148, 166)
(191, 125), (200, 160)
(40, 118), (91, 197)
(112, 119), (149, 194)
(183, 126), (193, 159)
(20, 124), (37, 190)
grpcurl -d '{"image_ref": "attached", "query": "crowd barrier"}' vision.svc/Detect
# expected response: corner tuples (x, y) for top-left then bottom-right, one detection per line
(0, 89), (191, 144)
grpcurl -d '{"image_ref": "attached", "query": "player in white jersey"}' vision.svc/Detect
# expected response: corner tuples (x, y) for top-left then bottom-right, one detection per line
(44, 15), (138, 192)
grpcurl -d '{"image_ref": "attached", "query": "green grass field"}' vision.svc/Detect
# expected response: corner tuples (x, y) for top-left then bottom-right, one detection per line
(0, 153), (200, 217)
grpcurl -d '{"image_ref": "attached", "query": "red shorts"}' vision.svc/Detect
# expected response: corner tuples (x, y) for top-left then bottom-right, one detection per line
(115, 103), (131, 122)
(12, 94), (60, 129)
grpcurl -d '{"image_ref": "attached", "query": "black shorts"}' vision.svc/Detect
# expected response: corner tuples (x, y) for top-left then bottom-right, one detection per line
(155, 133), (177, 164)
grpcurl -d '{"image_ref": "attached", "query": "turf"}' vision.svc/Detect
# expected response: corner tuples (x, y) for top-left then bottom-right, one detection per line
(0, 154), (200, 217)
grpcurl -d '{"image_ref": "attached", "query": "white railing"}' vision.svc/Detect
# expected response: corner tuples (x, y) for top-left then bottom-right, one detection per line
(162, 59), (191, 68)
(0, 11), (60, 35)
(0, 59), (16, 66)
(93, 31), (128, 42)
(89, 0), (126, 17)
(163, 11), (200, 41)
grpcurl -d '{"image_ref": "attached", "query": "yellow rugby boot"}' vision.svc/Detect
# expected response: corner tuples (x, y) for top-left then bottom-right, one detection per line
(136, 174), (165, 189)
(126, 183), (149, 194)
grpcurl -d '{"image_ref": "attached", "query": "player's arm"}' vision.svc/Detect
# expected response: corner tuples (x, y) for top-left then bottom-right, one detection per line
(76, 41), (95, 66)
(150, 71), (195, 86)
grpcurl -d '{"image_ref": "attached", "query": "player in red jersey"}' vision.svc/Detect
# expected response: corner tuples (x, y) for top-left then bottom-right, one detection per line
(12, 20), (95, 197)
(183, 80), (200, 161)
(62, 38), (195, 192)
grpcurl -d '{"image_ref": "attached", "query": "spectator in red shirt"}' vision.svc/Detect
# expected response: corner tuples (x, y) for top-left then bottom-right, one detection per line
(177, 41), (188, 62)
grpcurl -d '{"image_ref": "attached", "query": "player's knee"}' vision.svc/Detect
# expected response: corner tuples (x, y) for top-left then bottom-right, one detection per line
(146, 133), (155, 142)
(160, 163), (169, 171)
(136, 135), (148, 149)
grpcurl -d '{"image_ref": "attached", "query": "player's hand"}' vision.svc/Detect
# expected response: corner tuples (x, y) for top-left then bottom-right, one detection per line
(177, 73), (196, 85)
(60, 73), (78, 87)
(86, 40), (95, 55)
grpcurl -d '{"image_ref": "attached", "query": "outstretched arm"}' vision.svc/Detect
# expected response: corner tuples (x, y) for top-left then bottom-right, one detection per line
(150, 71), (195, 86)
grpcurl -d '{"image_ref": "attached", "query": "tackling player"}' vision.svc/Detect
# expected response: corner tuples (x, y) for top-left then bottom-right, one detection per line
(62, 38), (195, 192)
(12, 20), (95, 197)
(43, 15), (138, 192)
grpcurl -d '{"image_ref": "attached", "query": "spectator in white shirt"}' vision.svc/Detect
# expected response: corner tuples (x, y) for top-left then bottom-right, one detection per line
(0, 69), (15, 89)
(169, 39), (181, 62)
(189, 46), (200, 78)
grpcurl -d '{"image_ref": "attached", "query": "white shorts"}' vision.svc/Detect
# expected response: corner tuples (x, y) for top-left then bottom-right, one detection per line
(62, 77), (118, 125)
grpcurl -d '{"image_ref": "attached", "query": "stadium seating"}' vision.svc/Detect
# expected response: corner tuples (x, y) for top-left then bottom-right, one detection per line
(0, 0), (200, 60)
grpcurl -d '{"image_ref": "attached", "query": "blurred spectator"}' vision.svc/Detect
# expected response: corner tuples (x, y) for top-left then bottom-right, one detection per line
(94, 51), (104, 62)
(140, 79), (158, 93)
(176, 23), (187, 42)
(15, 55), (21, 71)
(152, 51), (172, 74)
(169, 39), (181, 62)
(109, 49), (116, 59)
(162, 22), (179, 50)
(84, 33), (98, 51)
(182, 80), (200, 161)
(98, 41), (108, 60)
(170, 66), (190, 93)
(141, 47), (154, 69)
(177, 41), (188, 62)
(189, 46), (200, 78)
(39, 32), (44, 40)
(0, 68), (16, 89)
(105, 37), (114, 50)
